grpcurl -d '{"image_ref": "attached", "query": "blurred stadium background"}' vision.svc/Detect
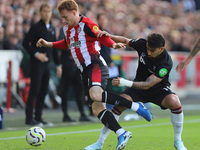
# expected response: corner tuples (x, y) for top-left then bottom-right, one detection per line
(0, 0), (200, 130)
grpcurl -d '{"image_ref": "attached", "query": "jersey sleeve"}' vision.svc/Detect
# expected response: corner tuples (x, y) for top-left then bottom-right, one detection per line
(154, 63), (172, 79)
(83, 17), (101, 38)
(52, 39), (68, 49)
(129, 38), (146, 51)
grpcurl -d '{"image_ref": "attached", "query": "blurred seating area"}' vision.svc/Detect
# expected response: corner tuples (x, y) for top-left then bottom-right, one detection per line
(0, 0), (200, 108)
(1, 0), (199, 52)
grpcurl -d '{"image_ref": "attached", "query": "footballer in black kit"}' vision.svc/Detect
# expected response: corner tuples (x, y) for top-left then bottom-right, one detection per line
(123, 38), (175, 109)
(84, 32), (187, 150)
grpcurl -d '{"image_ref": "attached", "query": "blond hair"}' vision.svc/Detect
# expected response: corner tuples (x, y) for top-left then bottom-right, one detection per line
(57, 0), (78, 12)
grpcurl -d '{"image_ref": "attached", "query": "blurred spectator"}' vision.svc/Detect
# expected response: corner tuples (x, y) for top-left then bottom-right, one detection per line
(0, 26), (6, 49)
(97, 13), (114, 68)
(22, 19), (31, 36)
(169, 30), (190, 52)
(0, 0), (198, 53)
(7, 34), (21, 50)
(183, 0), (196, 12)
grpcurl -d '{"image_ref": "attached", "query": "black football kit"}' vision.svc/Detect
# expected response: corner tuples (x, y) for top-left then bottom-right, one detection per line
(122, 38), (175, 109)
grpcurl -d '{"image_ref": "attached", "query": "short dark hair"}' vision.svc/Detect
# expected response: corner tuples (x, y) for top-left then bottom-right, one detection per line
(96, 13), (105, 20)
(147, 33), (165, 48)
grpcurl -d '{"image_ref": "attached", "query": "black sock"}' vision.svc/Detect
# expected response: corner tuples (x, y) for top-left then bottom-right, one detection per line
(102, 91), (132, 109)
(97, 109), (121, 132)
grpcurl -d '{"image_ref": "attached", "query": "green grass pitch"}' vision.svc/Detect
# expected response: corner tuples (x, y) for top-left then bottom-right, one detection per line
(0, 115), (199, 150)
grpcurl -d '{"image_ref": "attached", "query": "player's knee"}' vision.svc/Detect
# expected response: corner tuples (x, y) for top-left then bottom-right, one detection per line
(89, 86), (103, 102)
(89, 90), (103, 102)
(169, 96), (181, 109)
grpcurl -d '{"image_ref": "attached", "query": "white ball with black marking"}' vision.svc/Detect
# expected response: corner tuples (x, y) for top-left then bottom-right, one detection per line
(26, 126), (46, 146)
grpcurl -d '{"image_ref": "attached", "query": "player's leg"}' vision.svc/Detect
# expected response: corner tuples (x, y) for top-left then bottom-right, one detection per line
(73, 70), (90, 121)
(85, 89), (150, 150)
(35, 68), (52, 126)
(83, 62), (135, 149)
(161, 94), (187, 150)
(25, 65), (43, 126)
(90, 87), (151, 122)
(59, 65), (75, 122)
(85, 60), (151, 121)
(91, 98), (132, 150)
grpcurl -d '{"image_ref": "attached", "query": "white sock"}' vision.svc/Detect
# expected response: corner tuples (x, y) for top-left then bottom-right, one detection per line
(171, 112), (183, 142)
(116, 128), (125, 137)
(131, 102), (139, 111)
(97, 113), (120, 145)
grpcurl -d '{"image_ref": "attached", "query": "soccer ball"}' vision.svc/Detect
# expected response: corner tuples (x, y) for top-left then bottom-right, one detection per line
(26, 126), (46, 146)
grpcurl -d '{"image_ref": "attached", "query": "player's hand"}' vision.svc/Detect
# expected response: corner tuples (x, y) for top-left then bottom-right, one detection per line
(36, 38), (52, 47)
(109, 62), (115, 68)
(56, 65), (62, 78)
(176, 58), (192, 72)
(35, 53), (49, 62)
(112, 43), (126, 49)
(112, 77), (122, 86)
(97, 31), (110, 38)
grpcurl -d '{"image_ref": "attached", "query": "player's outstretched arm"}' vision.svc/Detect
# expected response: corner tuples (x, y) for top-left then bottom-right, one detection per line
(97, 31), (130, 45)
(97, 32), (125, 49)
(176, 37), (200, 72)
(110, 35), (131, 45)
(36, 38), (53, 48)
(112, 75), (162, 90)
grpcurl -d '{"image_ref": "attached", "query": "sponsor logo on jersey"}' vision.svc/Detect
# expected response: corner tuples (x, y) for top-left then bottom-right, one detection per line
(114, 100), (120, 106)
(68, 40), (81, 49)
(70, 37), (74, 42)
(159, 68), (168, 77)
(140, 52), (146, 65)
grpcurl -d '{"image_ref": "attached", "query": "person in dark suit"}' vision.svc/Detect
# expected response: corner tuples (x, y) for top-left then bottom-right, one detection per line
(22, 3), (62, 126)
(96, 13), (114, 68)
(58, 28), (91, 122)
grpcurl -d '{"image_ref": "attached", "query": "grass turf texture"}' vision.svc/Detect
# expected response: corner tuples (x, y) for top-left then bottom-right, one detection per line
(0, 115), (199, 150)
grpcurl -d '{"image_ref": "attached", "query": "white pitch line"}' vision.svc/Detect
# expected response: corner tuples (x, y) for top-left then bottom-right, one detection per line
(0, 119), (200, 140)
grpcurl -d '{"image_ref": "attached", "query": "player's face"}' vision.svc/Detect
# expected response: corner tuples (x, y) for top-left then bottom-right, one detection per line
(146, 43), (164, 58)
(60, 9), (76, 26)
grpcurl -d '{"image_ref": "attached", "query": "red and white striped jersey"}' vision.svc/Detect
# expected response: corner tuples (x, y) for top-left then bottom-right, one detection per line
(63, 16), (102, 72)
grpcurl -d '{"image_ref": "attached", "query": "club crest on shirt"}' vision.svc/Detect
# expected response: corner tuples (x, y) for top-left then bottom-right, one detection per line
(92, 25), (100, 32)
(77, 27), (81, 33)
(85, 95), (88, 101)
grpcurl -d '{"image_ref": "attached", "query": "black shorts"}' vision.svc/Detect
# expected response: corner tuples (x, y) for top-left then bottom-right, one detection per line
(81, 56), (109, 105)
(122, 85), (175, 109)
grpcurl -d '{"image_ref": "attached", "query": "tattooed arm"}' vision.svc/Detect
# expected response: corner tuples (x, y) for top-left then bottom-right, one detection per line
(176, 37), (200, 72)
(112, 74), (162, 90)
